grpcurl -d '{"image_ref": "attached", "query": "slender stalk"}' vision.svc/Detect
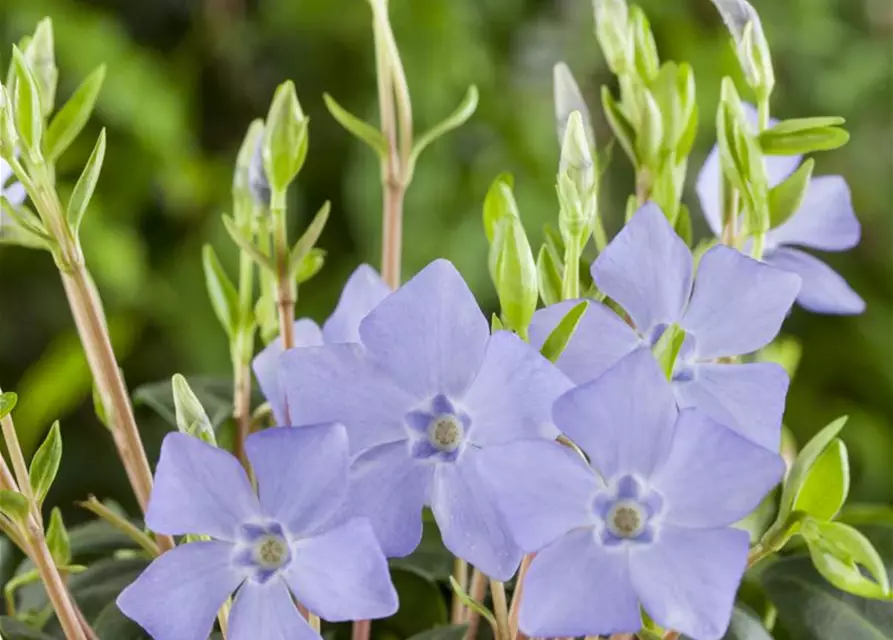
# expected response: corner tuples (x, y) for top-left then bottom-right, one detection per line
(489, 579), (511, 640)
(309, 614), (321, 633)
(352, 618), (372, 640)
(464, 568), (488, 640)
(451, 557), (469, 623)
(508, 553), (533, 639)
(0, 411), (36, 514)
(271, 192), (297, 352)
(561, 242), (581, 300)
(232, 241), (256, 468)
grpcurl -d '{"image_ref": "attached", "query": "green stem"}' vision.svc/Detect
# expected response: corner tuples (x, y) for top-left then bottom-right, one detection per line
(562, 241), (581, 300)
(489, 579), (510, 640)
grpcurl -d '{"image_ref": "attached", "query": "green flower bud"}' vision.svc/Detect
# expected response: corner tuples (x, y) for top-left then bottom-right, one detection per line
(558, 111), (596, 245)
(630, 6), (659, 81)
(553, 63), (595, 152)
(593, 0), (633, 75)
(710, 0), (774, 97)
(172, 374), (216, 445)
(491, 215), (537, 338)
(263, 81), (309, 196)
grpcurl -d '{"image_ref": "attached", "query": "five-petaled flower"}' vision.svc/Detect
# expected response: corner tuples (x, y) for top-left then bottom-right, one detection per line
(117, 425), (398, 640)
(280, 259), (572, 580)
(253, 264), (390, 425)
(531, 204), (801, 450)
(696, 104), (864, 314)
(478, 350), (785, 640)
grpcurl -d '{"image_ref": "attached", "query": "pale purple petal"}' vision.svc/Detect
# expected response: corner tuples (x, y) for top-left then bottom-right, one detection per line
(346, 441), (433, 557)
(322, 264), (391, 343)
(766, 176), (860, 251)
(431, 449), (523, 581)
(475, 440), (600, 552)
(552, 349), (677, 479)
(4, 181), (25, 207)
(284, 518), (398, 621)
(117, 541), (243, 640)
(651, 410), (785, 528)
(228, 579), (314, 640)
(528, 300), (641, 384)
(674, 362), (789, 450)
(763, 247), (865, 315)
(281, 343), (416, 454)
(0, 160), (11, 185)
(147, 433), (261, 540)
(359, 259), (489, 398)
(462, 331), (572, 445)
(630, 526), (750, 640)
(681, 246), (800, 358)
(520, 529), (640, 637)
(592, 203), (693, 334)
(246, 424), (348, 536)
(252, 319), (323, 425)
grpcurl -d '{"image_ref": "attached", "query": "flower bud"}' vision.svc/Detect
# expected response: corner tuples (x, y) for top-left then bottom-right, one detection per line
(710, 0), (775, 97)
(248, 125), (272, 208)
(630, 6), (659, 81)
(491, 215), (537, 338)
(263, 81), (309, 196)
(24, 18), (58, 117)
(558, 111), (596, 245)
(553, 63), (595, 152)
(593, 0), (633, 75)
(172, 374), (216, 445)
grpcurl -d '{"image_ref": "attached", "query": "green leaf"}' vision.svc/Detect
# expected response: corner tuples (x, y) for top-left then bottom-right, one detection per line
(801, 519), (890, 599)
(0, 392), (18, 420)
(294, 247), (325, 284)
(0, 198), (52, 250)
(323, 93), (388, 158)
(44, 65), (106, 162)
(23, 19), (58, 117)
(482, 173), (517, 244)
(222, 214), (274, 271)
(681, 607), (774, 639)
(11, 46), (43, 154)
(45, 507), (71, 567)
(767, 116), (846, 135)
(536, 244), (563, 307)
(66, 129), (107, 234)
(674, 203), (693, 246)
(636, 88), (663, 166)
(490, 314), (504, 333)
(28, 420), (61, 507)
(601, 86), (637, 167)
(0, 616), (56, 639)
(768, 159), (814, 228)
(540, 302), (587, 363)
(263, 81), (308, 193)
(407, 85), (478, 180)
(202, 245), (240, 338)
(449, 575), (497, 634)
(91, 601), (146, 640)
(405, 625), (468, 640)
(0, 490), (29, 524)
(288, 201), (331, 278)
(794, 438), (850, 521)
(760, 126), (850, 155)
(382, 569), (448, 638)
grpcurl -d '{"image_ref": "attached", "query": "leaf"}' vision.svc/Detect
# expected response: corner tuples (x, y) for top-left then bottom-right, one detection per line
(294, 247), (325, 284)
(601, 86), (637, 166)
(407, 85), (478, 180)
(0, 490), (29, 524)
(382, 569), (448, 638)
(539, 302), (587, 363)
(768, 159), (814, 228)
(0, 392), (18, 419)
(536, 244), (563, 307)
(482, 173), (517, 244)
(91, 601), (146, 640)
(222, 214), (274, 271)
(66, 129), (107, 234)
(793, 438), (850, 521)
(28, 420), (61, 507)
(759, 126), (850, 155)
(45, 507), (71, 567)
(44, 64), (106, 162)
(201, 245), (240, 338)
(681, 606), (774, 639)
(0, 616), (56, 639)
(449, 575), (497, 634)
(801, 519), (890, 599)
(1, 199), (52, 248)
(133, 376), (244, 432)
(405, 625), (468, 640)
(674, 203), (693, 246)
(323, 93), (387, 158)
(288, 201), (331, 278)
(768, 116), (846, 135)
(11, 46), (43, 153)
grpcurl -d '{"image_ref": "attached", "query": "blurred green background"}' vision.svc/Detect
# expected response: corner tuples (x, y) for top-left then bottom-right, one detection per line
(0, 0), (890, 529)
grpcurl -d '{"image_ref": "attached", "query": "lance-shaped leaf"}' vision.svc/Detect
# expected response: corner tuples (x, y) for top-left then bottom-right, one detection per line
(449, 576), (497, 638)
(793, 438), (850, 522)
(323, 93), (388, 159)
(801, 519), (891, 600)
(768, 158), (814, 228)
(46, 507), (72, 566)
(760, 125), (850, 155)
(24, 19), (58, 117)
(0, 392), (17, 421)
(536, 244), (563, 307)
(406, 85), (478, 181)
(601, 86), (637, 167)
(44, 65), (106, 163)
(66, 129), (106, 234)
(222, 214), (274, 271)
(0, 490), (29, 524)
(539, 301), (588, 363)
(294, 247), (325, 284)
(0, 198), (52, 249)
(11, 46), (43, 154)
(29, 420), (62, 507)
(288, 201), (330, 279)
(202, 245), (239, 338)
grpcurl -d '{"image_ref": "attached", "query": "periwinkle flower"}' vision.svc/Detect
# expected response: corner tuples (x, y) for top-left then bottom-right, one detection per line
(697, 104), (864, 315)
(253, 264), (390, 425)
(530, 204), (800, 450)
(478, 350), (785, 640)
(280, 259), (572, 580)
(117, 425), (397, 640)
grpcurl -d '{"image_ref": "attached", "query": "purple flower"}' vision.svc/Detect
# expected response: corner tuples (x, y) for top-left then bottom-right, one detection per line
(530, 204), (800, 450)
(117, 425), (397, 640)
(478, 350), (785, 640)
(280, 260), (572, 580)
(696, 104), (864, 315)
(253, 264), (390, 425)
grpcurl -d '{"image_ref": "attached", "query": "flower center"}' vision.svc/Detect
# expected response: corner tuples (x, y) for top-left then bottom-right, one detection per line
(428, 415), (463, 452)
(606, 500), (645, 539)
(253, 534), (290, 570)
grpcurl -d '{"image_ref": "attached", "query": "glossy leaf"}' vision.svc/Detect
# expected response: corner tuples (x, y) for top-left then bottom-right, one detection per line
(760, 126), (850, 155)
(768, 159), (814, 228)
(801, 519), (890, 600)
(66, 129), (107, 234)
(794, 438), (850, 521)
(44, 65), (106, 162)
(202, 244), (239, 338)
(323, 92), (388, 158)
(767, 116), (846, 135)
(539, 301), (588, 363)
(29, 420), (61, 507)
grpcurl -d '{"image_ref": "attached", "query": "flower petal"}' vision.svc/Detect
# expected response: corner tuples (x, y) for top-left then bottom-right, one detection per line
(284, 518), (398, 622)
(322, 264), (391, 343)
(767, 176), (860, 252)
(117, 541), (243, 640)
(431, 449), (523, 580)
(630, 526), (750, 640)
(520, 528), (640, 637)
(592, 203), (693, 335)
(252, 320), (323, 425)
(359, 259), (489, 398)
(681, 245), (800, 358)
(651, 409), (785, 528)
(674, 362), (789, 450)
(147, 433), (261, 540)
(346, 441), (433, 557)
(281, 343), (416, 454)
(228, 579), (314, 640)
(4, 181), (26, 207)
(552, 349), (677, 480)
(528, 300), (641, 384)
(475, 440), (599, 552)
(246, 424), (348, 535)
(763, 247), (865, 315)
(462, 331), (571, 445)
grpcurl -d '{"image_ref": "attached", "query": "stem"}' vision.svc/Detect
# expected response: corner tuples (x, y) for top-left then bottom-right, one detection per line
(464, 569), (488, 640)
(720, 185), (740, 247)
(489, 579), (511, 640)
(451, 557), (469, 623)
(561, 242), (581, 300)
(232, 239), (256, 469)
(352, 619), (371, 640)
(309, 614), (321, 633)
(271, 191), (296, 352)
(0, 411), (37, 514)
(508, 553), (533, 639)
(381, 179), (405, 290)
(757, 96), (770, 132)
